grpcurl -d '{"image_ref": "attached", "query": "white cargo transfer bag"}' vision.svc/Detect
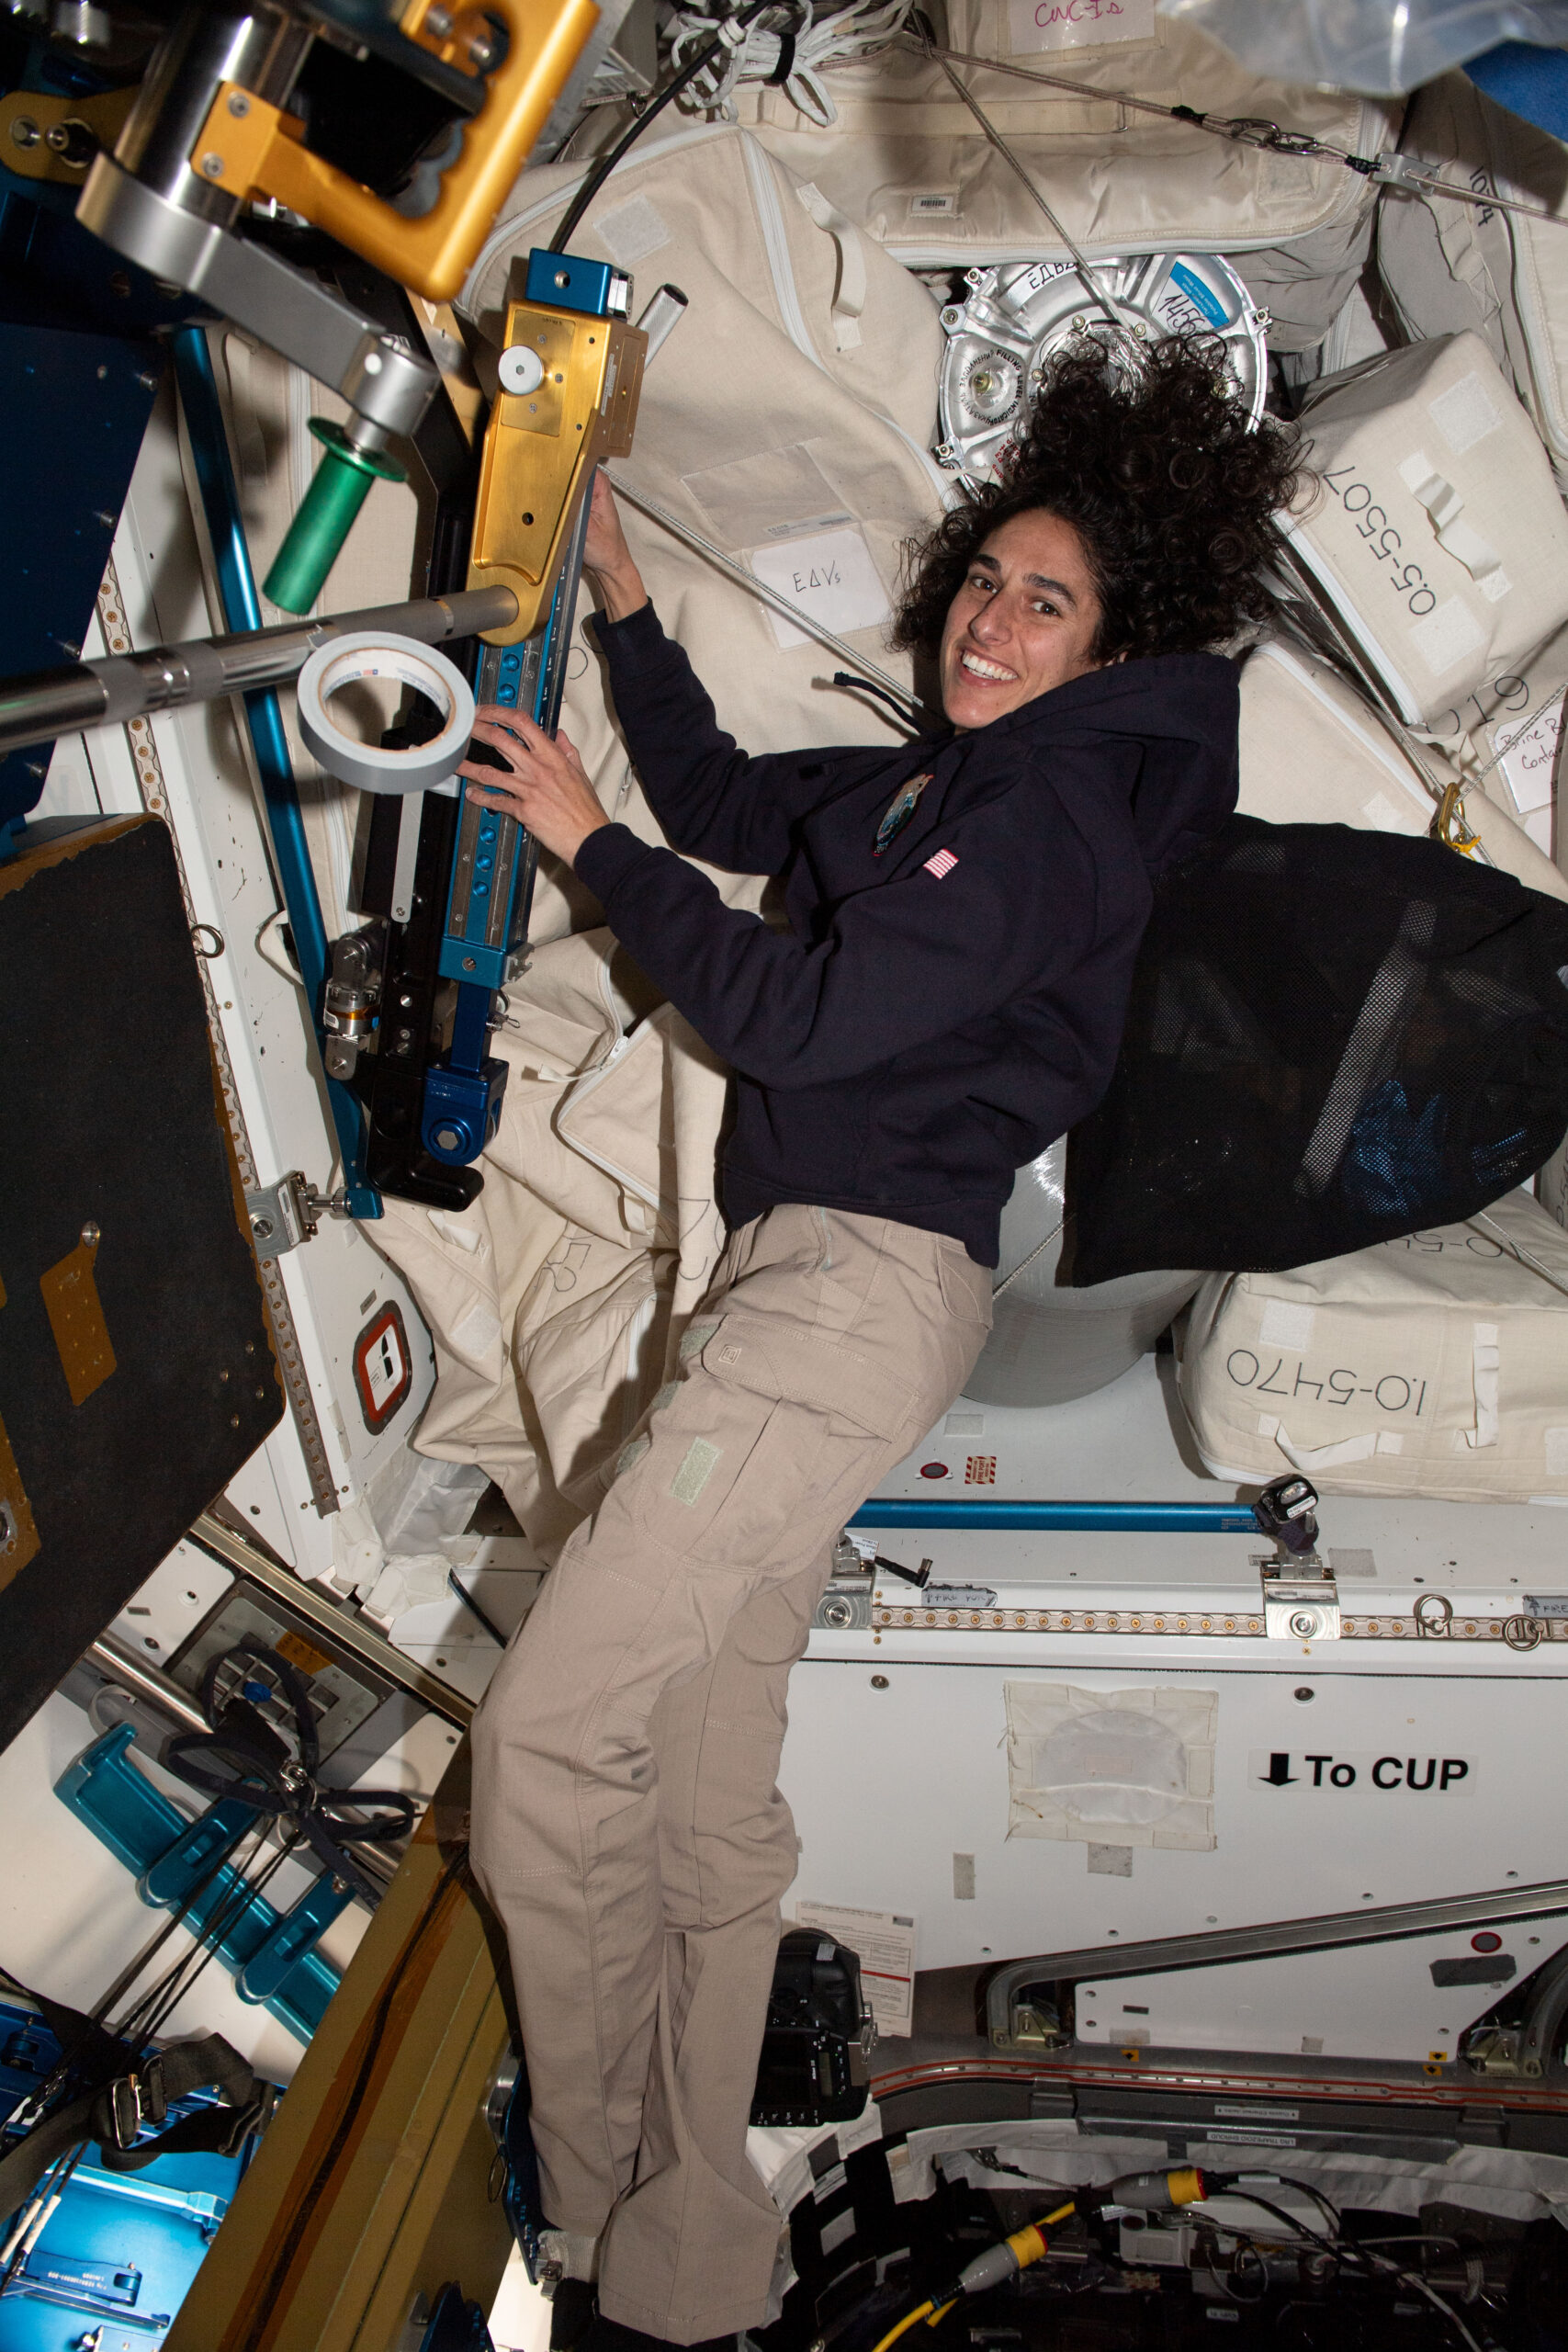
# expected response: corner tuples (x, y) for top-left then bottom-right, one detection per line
(1178, 1190), (1568, 1504)
(1378, 72), (1568, 482)
(1281, 331), (1568, 729)
(461, 123), (947, 938)
(1237, 638), (1568, 900)
(728, 3), (1397, 348)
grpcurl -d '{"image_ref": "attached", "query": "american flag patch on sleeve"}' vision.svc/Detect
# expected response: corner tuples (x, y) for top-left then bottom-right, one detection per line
(923, 848), (958, 880)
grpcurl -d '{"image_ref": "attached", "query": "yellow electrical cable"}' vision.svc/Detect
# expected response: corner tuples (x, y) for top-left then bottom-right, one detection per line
(870, 2300), (936, 2352)
(873, 2199), (1081, 2352)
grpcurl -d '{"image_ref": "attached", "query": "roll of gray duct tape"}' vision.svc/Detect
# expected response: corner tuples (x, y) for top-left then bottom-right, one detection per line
(295, 630), (477, 795)
(965, 1141), (1201, 1409)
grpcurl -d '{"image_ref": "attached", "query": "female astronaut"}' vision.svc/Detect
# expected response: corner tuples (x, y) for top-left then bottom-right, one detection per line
(461, 341), (1299, 2352)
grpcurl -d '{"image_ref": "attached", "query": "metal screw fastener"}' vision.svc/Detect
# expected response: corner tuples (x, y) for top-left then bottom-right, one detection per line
(434, 1126), (461, 1152)
(10, 117), (39, 147)
(200, 153), (225, 178)
(1289, 1610), (1319, 1639)
(870, 1674), (889, 1690)
(1294, 1685), (1314, 1701)
(461, 956), (476, 971)
(227, 90), (250, 117)
(80, 1220), (100, 1246)
(253, 1215), (275, 1241)
(0, 1503), (15, 1553)
(362, 350), (383, 376)
(468, 33), (496, 69)
(426, 4), (454, 32)
(218, 1368), (231, 1383)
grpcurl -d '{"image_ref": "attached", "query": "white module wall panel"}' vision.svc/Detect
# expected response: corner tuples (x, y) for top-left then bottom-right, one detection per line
(780, 1658), (1568, 1980)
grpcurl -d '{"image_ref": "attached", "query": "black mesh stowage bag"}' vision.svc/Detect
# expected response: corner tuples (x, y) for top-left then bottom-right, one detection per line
(1067, 815), (1568, 1282)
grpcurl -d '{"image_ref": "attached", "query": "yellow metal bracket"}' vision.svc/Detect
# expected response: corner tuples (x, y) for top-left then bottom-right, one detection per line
(1, 84), (136, 184)
(466, 292), (647, 642)
(187, 0), (600, 304)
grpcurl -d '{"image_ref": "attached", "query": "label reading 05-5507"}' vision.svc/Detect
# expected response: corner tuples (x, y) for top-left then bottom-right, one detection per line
(1316, 460), (1438, 616)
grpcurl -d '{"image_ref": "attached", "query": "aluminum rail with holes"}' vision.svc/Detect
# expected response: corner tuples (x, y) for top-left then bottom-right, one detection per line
(0, 585), (519, 759)
(188, 1511), (474, 1730)
(986, 1881), (1568, 2041)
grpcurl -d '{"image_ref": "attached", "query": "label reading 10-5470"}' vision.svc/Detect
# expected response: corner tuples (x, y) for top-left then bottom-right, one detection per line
(1226, 1350), (1427, 1418)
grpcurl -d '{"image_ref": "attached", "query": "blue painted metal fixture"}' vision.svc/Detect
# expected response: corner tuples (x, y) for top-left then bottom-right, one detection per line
(170, 324), (380, 1218)
(55, 1726), (344, 2043)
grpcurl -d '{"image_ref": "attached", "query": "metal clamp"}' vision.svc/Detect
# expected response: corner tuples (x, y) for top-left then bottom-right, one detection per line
(244, 1171), (345, 1261)
(1258, 1555), (1340, 1642)
(106, 2056), (166, 2152)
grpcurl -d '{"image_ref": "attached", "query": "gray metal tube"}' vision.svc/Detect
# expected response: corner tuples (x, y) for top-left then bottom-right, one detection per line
(0, 585), (519, 759)
(85, 1630), (210, 1736)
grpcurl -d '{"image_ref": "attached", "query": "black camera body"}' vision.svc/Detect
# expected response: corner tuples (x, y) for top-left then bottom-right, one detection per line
(750, 1928), (876, 2129)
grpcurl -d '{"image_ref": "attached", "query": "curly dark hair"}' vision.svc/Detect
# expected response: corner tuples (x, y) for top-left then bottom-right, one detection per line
(894, 335), (1303, 662)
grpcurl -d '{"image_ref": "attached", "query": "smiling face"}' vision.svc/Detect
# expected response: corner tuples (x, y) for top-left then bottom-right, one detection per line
(938, 508), (1107, 729)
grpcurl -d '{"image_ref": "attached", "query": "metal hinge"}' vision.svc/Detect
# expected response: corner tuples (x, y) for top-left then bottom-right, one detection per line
(1256, 1555), (1340, 1641)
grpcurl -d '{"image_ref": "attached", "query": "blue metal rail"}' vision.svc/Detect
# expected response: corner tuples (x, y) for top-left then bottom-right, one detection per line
(849, 1498), (1261, 1533)
(170, 325), (379, 1217)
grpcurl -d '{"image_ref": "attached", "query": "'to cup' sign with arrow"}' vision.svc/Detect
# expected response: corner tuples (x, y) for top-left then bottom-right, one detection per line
(1250, 1750), (1474, 1792)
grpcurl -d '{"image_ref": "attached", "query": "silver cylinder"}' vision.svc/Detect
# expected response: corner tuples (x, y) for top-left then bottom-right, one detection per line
(111, 1), (310, 223)
(0, 585), (519, 758)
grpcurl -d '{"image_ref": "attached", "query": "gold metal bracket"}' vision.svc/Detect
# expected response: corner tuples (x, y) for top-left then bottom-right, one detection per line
(186, 0), (599, 304)
(466, 294), (647, 642)
(1, 85), (135, 184)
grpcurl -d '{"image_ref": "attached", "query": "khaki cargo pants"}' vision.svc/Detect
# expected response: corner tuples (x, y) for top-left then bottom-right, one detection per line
(469, 1204), (992, 2342)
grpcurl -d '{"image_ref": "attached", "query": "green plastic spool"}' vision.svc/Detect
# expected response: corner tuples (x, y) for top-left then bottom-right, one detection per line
(263, 418), (406, 615)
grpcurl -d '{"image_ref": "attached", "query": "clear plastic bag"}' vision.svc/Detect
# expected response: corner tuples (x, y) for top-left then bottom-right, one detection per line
(1156, 0), (1568, 97)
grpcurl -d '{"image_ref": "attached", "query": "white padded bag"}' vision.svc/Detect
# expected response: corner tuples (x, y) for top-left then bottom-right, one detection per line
(1379, 73), (1568, 480)
(1281, 331), (1568, 729)
(1178, 1191), (1568, 1503)
(463, 124), (948, 939)
(729, 6), (1396, 348)
(1237, 638), (1568, 900)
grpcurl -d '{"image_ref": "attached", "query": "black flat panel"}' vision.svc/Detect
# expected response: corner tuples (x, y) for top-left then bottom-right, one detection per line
(0, 816), (281, 1746)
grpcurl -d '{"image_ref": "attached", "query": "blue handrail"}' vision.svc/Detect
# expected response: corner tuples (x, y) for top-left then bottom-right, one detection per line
(849, 1498), (1261, 1533)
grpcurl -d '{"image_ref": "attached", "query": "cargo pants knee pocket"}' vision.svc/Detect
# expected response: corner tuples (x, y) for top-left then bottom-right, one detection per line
(630, 1310), (920, 1573)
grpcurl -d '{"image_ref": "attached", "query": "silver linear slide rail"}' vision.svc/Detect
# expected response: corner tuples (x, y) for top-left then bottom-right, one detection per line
(987, 1878), (1568, 2035)
(188, 1511), (473, 1731)
(0, 585), (521, 761)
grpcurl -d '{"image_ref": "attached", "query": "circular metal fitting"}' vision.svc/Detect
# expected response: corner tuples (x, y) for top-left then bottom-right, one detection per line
(497, 344), (547, 398)
(296, 632), (476, 797)
(818, 1595), (854, 1630)
(1288, 1609), (1321, 1640)
(1414, 1590), (1454, 1637)
(936, 252), (1269, 484)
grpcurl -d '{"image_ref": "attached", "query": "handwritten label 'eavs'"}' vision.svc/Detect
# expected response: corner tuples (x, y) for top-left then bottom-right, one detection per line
(749, 524), (892, 652)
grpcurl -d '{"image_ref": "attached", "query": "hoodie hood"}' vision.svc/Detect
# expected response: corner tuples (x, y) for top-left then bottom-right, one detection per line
(987, 650), (1241, 879)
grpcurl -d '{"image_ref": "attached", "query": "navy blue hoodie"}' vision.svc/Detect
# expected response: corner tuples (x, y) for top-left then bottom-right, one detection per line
(574, 603), (1239, 1266)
